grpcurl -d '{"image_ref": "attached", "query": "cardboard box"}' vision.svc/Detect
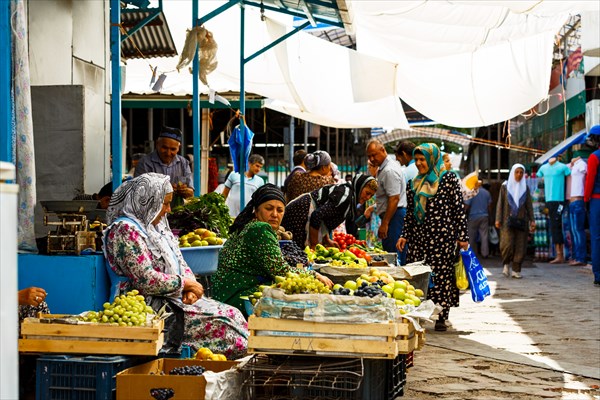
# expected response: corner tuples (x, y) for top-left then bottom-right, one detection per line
(116, 358), (238, 400)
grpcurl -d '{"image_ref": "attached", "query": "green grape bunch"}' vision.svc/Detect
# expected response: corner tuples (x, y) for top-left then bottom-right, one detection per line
(81, 290), (155, 326)
(274, 272), (331, 295)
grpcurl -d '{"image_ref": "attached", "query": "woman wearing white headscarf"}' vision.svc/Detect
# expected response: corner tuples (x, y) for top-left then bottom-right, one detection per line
(495, 164), (535, 279)
(103, 173), (248, 359)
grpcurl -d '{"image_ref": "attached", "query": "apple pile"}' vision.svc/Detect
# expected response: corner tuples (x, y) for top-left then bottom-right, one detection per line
(306, 244), (368, 268)
(179, 228), (225, 247)
(330, 268), (425, 314)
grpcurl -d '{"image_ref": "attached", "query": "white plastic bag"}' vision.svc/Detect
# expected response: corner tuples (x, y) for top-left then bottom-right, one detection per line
(489, 226), (499, 245)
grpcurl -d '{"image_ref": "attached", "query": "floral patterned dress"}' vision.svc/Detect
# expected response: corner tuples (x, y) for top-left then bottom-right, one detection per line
(104, 222), (249, 359)
(212, 220), (303, 316)
(401, 172), (468, 320)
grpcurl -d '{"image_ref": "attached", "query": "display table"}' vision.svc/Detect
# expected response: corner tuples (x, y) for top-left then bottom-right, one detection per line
(18, 253), (110, 315)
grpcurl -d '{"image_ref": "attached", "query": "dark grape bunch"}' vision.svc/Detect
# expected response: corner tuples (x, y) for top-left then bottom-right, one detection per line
(332, 287), (352, 295)
(280, 241), (309, 267)
(150, 388), (175, 400)
(354, 281), (386, 298)
(169, 365), (206, 376)
(371, 255), (385, 262)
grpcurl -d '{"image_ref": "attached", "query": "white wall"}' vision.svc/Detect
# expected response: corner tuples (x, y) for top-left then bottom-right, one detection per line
(28, 0), (110, 193)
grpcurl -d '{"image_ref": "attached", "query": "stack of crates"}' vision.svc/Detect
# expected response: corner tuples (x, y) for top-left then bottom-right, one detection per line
(36, 355), (135, 400)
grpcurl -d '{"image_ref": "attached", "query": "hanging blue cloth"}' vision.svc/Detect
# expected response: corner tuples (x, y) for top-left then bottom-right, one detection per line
(228, 124), (254, 173)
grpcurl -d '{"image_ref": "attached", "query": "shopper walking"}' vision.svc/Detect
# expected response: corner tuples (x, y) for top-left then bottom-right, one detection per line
(396, 143), (468, 331)
(495, 164), (535, 279)
(537, 156), (571, 264)
(584, 125), (600, 287)
(465, 180), (492, 259)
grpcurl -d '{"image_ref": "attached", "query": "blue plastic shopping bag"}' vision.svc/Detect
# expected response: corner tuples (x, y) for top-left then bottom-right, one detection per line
(460, 247), (491, 302)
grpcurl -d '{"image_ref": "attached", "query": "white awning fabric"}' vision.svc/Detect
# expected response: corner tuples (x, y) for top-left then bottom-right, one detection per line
(351, 1), (600, 128)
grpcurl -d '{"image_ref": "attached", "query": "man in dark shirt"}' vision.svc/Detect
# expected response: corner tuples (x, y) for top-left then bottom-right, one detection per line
(134, 127), (194, 198)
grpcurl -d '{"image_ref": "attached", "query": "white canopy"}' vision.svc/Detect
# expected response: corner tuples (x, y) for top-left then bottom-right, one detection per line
(351, 1), (599, 127)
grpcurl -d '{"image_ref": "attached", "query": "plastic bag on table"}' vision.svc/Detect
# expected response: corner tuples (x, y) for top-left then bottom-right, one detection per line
(460, 246), (491, 303)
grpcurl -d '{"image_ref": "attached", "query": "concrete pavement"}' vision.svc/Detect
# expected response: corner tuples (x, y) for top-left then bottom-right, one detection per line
(404, 255), (600, 399)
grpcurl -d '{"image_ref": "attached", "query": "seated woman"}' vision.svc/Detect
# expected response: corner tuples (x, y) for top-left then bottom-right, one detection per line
(18, 287), (49, 321)
(282, 174), (377, 249)
(103, 173), (248, 359)
(212, 184), (333, 316)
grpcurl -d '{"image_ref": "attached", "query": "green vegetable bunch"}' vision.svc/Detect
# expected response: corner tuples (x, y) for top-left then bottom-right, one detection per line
(167, 192), (232, 238)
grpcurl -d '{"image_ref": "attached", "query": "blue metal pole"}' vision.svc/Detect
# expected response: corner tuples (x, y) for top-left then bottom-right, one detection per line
(192, 0), (200, 195)
(110, 0), (123, 190)
(0, 0), (12, 163)
(239, 1), (246, 210)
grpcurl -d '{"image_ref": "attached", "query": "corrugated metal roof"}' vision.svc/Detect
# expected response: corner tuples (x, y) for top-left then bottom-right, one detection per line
(121, 9), (177, 60)
(258, 0), (352, 33)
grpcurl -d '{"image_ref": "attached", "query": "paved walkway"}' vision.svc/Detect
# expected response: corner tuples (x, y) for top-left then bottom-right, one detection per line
(404, 256), (600, 399)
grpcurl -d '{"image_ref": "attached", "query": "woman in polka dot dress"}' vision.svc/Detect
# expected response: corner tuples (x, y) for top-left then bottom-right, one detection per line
(397, 143), (468, 332)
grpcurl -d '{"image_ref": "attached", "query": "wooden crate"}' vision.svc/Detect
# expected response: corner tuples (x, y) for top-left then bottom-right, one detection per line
(19, 314), (164, 356)
(248, 316), (419, 359)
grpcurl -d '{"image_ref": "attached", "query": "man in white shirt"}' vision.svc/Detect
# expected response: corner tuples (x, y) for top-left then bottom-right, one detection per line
(222, 154), (265, 217)
(568, 153), (588, 266)
(394, 141), (418, 184)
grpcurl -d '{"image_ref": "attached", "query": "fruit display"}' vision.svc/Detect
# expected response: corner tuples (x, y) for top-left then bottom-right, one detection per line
(169, 365), (206, 375)
(280, 241), (309, 267)
(178, 228), (225, 247)
(330, 268), (425, 314)
(168, 192), (232, 239)
(150, 388), (175, 400)
(194, 347), (227, 361)
(80, 290), (154, 326)
(306, 244), (368, 268)
(252, 271), (331, 297)
(332, 232), (366, 250)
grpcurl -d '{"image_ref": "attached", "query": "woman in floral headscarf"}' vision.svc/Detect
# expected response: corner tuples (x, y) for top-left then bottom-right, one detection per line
(103, 173), (248, 359)
(286, 150), (336, 202)
(396, 143), (468, 332)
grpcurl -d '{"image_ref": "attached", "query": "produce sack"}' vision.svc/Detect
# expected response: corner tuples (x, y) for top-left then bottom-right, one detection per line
(460, 247), (491, 302)
(454, 257), (469, 290)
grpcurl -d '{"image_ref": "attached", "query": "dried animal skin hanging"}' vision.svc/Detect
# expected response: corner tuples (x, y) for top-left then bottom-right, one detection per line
(176, 26), (218, 86)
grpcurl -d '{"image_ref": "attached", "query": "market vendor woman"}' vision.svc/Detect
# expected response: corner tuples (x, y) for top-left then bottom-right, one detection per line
(213, 184), (333, 316)
(103, 173), (248, 358)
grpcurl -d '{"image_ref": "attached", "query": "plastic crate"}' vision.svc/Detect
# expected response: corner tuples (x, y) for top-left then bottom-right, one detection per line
(241, 354), (406, 400)
(36, 355), (134, 400)
(180, 245), (222, 275)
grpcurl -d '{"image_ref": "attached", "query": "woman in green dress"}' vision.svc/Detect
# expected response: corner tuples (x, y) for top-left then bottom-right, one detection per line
(212, 184), (332, 316)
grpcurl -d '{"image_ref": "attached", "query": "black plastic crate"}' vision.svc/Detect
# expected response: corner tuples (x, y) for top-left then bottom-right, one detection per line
(36, 355), (135, 400)
(242, 354), (406, 400)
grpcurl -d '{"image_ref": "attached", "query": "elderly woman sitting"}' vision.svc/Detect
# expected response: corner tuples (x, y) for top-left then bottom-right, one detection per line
(103, 173), (248, 359)
(213, 184), (332, 316)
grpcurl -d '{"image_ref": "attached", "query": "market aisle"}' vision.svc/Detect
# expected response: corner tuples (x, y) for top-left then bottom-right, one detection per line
(404, 256), (600, 399)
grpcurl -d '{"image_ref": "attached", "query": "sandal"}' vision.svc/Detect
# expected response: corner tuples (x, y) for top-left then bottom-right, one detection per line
(434, 320), (447, 332)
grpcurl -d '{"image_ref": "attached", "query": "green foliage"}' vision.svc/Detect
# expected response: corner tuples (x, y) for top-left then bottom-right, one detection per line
(168, 192), (231, 238)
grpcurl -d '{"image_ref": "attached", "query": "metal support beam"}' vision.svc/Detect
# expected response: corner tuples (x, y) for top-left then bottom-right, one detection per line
(0, 0), (12, 163)
(299, 0), (317, 27)
(245, 21), (310, 64)
(111, 0), (123, 190)
(198, 0), (238, 26)
(192, 0), (201, 195)
(243, 0), (343, 28)
(239, 1), (246, 209)
(121, 7), (161, 41)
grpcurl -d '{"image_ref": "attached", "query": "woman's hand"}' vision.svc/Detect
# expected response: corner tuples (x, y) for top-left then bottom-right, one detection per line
(315, 272), (333, 288)
(364, 205), (375, 219)
(183, 278), (204, 300)
(322, 236), (338, 249)
(396, 237), (407, 252)
(182, 291), (199, 305)
(529, 221), (536, 233)
(457, 241), (469, 251)
(495, 221), (501, 229)
(18, 287), (47, 307)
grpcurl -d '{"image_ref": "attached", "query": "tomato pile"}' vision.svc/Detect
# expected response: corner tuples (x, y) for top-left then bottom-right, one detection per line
(332, 232), (366, 250)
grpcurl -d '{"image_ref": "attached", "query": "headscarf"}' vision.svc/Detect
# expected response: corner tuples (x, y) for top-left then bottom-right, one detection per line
(506, 164), (527, 215)
(315, 173), (376, 224)
(229, 183), (286, 235)
(304, 150), (332, 171)
(411, 143), (447, 224)
(104, 173), (182, 275)
(352, 173), (375, 204)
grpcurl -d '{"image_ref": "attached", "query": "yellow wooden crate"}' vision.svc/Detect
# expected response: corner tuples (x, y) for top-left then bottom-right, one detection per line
(19, 314), (164, 356)
(248, 316), (419, 359)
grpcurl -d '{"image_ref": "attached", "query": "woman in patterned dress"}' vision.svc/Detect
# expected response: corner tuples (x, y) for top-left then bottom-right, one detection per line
(103, 173), (248, 359)
(282, 174), (377, 249)
(396, 143), (468, 332)
(286, 150), (336, 202)
(213, 184), (333, 316)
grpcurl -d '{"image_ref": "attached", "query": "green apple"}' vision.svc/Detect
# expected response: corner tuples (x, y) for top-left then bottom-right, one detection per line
(393, 288), (406, 300)
(412, 297), (421, 307)
(404, 298), (415, 306)
(382, 284), (394, 295)
(395, 299), (405, 306)
(394, 281), (407, 291)
(332, 284), (343, 291)
(360, 274), (370, 281)
(414, 289), (424, 297)
(344, 280), (358, 291)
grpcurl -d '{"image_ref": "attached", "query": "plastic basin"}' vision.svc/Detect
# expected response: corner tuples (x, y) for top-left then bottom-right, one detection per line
(180, 245), (223, 275)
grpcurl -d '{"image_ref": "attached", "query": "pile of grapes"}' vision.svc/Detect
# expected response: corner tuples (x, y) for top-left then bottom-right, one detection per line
(169, 365), (206, 376)
(354, 281), (386, 298)
(274, 272), (331, 295)
(150, 388), (175, 400)
(371, 255), (385, 262)
(81, 290), (154, 326)
(331, 287), (353, 295)
(280, 241), (309, 267)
